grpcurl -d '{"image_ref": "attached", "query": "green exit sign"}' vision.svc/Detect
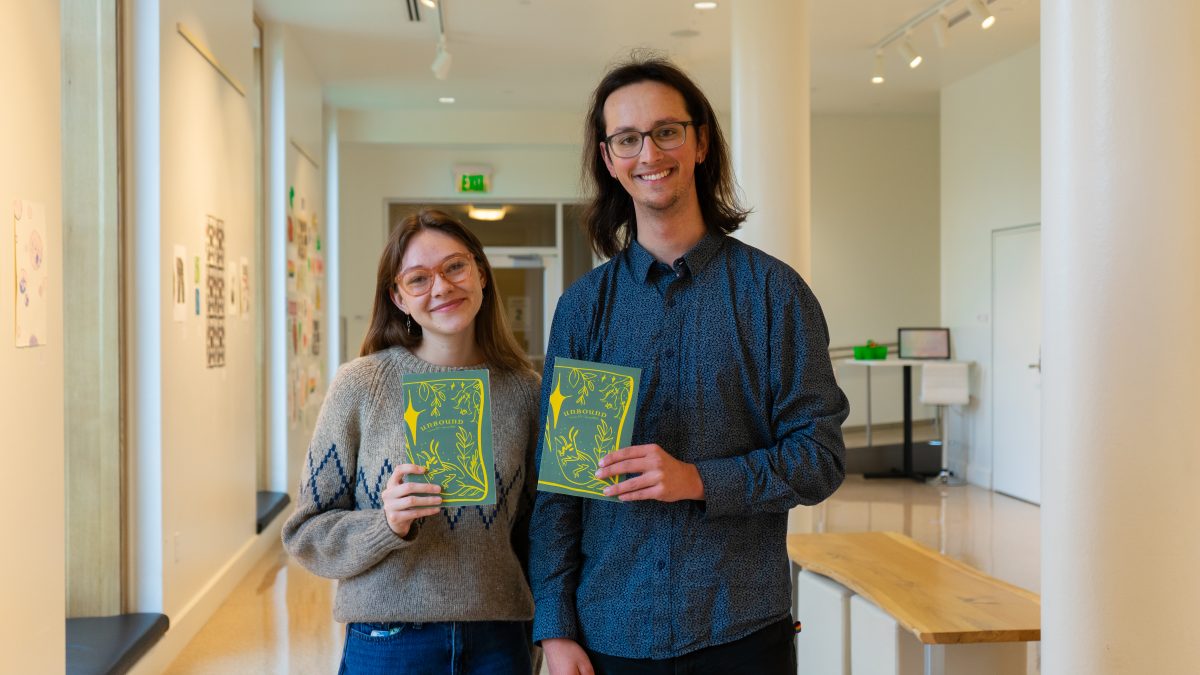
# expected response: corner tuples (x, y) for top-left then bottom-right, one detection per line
(459, 174), (488, 192)
(454, 165), (493, 193)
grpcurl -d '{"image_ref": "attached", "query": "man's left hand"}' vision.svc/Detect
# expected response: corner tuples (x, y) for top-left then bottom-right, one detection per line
(596, 444), (705, 502)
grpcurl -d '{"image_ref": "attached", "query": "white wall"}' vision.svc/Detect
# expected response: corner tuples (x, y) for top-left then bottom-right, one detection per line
(278, 26), (328, 494)
(812, 115), (941, 427)
(158, 0), (257, 621)
(940, 45), (1041, 486)
(124, 9), (328, 673)
(338, 140), (580, 361)
(0, 2), (64, 671)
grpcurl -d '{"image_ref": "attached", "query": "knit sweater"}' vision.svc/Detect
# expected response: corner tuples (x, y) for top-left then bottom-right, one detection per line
(282, 346), (540, 623)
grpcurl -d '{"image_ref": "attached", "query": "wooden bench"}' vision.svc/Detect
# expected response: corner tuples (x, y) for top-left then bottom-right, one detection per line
(787, 531), (1040, 674)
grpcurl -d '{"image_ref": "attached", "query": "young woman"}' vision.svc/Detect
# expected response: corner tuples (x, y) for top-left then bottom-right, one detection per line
(283, 208), (541, 675)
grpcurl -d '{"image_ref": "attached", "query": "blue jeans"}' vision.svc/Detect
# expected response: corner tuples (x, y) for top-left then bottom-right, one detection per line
(339, 621), (532, 675)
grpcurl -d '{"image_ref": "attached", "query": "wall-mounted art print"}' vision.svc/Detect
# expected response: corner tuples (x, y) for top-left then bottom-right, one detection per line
(227, 266), (239, 318)
(172, 245), (187, 322)
(205, 215), (226, 367)
(239, 257), (250, 316)
(296, 215), (309, 261)
(13, 200), (48, 348)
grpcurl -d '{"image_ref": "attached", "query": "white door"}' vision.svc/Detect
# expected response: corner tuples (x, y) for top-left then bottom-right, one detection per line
(992, 226), (1041, 503)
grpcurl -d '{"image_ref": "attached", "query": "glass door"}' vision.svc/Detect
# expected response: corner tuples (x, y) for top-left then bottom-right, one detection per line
(486, 251), (561, 372)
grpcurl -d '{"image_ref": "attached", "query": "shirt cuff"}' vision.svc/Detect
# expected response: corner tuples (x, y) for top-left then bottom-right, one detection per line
(531, 601), (579, 644)
(694, 456), (748, 520)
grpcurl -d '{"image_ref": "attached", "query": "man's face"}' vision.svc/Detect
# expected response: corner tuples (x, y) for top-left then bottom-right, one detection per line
(601, 81), (708, 220)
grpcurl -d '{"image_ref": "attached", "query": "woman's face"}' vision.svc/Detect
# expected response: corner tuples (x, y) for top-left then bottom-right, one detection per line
(390, 229), (487, 341)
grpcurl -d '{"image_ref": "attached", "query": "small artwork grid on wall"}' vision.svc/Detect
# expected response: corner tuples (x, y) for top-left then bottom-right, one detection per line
(206, 214), (226, 368)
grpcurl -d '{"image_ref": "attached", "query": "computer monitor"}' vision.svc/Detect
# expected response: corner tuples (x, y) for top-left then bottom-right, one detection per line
(897, 327), (951, 359)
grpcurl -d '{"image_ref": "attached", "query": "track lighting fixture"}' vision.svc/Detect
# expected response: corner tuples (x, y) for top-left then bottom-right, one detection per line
(933, 11), (950, 48)
(429, 0), (451, 80)
(966, 0), (996, 29)
(868, 0), (1001, 83)
(431, 37), (452, 80)
(899, 34), (922, 69)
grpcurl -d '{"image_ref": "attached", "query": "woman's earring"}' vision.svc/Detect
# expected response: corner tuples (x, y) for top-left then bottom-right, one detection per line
(404, 312), (415, 333)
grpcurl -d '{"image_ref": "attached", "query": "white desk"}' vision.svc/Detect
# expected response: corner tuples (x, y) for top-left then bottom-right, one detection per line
(837, 359), (969, 482)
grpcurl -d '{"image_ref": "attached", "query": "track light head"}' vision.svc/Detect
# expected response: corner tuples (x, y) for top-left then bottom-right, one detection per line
(899, 36), (922, 69)
(966, 0), (996, 29)
(933, 11), (950, 48)
(431, 39), (452, 80)
(871, 50), (885, 84)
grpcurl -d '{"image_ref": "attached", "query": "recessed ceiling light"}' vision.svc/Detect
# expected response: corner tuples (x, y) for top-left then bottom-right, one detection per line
(438, 96), (455, 104)
(468, 206), (506, 221)
(693, 1), (718, 9)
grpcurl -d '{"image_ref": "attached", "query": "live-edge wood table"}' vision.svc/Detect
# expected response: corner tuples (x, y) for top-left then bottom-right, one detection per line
(787, 531), (1040, 674)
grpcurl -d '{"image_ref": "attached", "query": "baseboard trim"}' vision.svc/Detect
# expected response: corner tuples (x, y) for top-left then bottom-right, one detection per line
(126, 516), (285, 675)
(966, 465), (992, 490)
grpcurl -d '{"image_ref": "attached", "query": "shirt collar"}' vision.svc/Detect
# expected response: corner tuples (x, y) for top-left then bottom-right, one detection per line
(626, 232), (724, 284)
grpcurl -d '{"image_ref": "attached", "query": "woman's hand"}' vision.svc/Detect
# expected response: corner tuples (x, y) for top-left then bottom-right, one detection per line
(381, 464), (443, 538)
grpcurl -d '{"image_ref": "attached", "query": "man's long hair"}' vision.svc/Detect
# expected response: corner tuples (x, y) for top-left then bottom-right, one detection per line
(582, 54), (749, 259)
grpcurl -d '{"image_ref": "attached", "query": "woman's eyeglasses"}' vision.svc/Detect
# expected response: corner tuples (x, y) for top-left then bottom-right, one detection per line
(395, 254), (476, 296)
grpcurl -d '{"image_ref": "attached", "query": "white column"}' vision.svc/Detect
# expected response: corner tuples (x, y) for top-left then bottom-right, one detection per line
(324, 104), (340, 374)
(731, 0), (810, 279)
(1042, 2), (1200, 673)
(129, 0), (164, 612)
(265, 23), (288, 494)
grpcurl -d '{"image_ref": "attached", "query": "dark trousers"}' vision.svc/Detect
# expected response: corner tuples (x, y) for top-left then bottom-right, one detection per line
(585, 617), (796, 675)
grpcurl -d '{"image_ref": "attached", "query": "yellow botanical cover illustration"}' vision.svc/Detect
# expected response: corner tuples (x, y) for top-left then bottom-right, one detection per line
(537, 358), (641, 501)
(401, 370), (495, 506)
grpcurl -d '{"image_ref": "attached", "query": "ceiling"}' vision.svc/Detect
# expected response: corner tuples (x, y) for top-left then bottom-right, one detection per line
(254, 0), (1039, 117)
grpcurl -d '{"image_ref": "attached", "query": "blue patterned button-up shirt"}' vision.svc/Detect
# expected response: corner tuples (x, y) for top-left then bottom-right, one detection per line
(529, 233), (849, 659)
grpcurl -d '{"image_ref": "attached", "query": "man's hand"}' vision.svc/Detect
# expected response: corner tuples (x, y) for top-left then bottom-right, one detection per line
(595, 444), (705, 502)
(381, 464), (442, 538)
(543, 638), (594, 675)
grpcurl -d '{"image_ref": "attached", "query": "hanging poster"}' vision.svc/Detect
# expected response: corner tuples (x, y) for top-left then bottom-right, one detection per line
(205, 215), (226, 368)
(172, 245), (188, 322)
(13, 200), (48, 347)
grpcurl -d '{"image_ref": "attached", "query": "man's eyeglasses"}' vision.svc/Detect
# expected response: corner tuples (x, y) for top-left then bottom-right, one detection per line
(604, 121), (695, 159)
(395, 254), (476, 296)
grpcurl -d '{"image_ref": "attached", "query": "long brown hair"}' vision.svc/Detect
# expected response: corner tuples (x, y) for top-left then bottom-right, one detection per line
(359, 208), (533, 374)
(582, 53), (750, 259)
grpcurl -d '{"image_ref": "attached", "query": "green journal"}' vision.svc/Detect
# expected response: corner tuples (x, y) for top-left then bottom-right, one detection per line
(401, 370), (495, 506)
(537, 357), (641, 501)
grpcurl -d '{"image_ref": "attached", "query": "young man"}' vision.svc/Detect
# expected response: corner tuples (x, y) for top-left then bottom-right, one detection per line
(529, 56), (850, 675)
